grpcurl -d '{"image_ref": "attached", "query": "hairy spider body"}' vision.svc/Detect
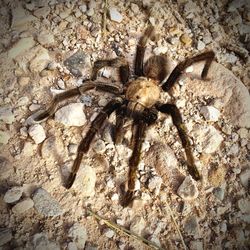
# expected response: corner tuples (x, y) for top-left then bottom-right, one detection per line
(126, 77), (160, 109)
(34, 26), (215, 207)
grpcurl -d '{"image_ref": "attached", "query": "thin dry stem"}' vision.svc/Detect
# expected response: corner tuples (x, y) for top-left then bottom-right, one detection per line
(86, 207), (164, 250)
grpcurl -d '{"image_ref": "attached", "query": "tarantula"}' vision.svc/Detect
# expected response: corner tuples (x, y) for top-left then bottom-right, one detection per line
(34, 26), (215, 207)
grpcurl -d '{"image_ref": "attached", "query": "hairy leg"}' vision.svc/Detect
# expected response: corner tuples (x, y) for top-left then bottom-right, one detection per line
(161, 51), (215, 92)
(34, 81), (123, 122)
(91, 57), (130, 84)
(134, 25), (156, 76)
(121, 108), (157, 207)
(64, 98), (124, 189)
(156, 103), (201, 181)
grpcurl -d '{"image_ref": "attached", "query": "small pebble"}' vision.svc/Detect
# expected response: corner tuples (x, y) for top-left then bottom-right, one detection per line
(180, 33), (193, 46)
(238, 198), (250, 214)
(12, 198), (34, 214)
(0, 106), (15, 124)
(130, 216), (145, 235)
(197, 40), (206, 50)
(177, 176), (199, 200)
(103, 228), (115, 238)
(4, 186), (23, 204)
(0, 156), (13, 180)
(28, 124), (46, 144)
(93, 139), (106, 154)
(109, 7), (123, 23)
(68, 223), (88, 249)
(184, 215), (200, 236)
(200, 106), (220, 122)
(239, 168), (250, 188)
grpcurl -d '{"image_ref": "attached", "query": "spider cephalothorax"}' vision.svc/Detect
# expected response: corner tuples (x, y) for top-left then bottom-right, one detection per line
(34, 26), (215, 207)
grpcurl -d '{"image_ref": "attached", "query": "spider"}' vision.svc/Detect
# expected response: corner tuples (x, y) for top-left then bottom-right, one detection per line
(34, 26), (215, 207)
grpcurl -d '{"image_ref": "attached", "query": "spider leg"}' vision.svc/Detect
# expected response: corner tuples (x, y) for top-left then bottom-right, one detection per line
(144, 55), (168, 82)
(113, 105), (127, 144)
(121, 108), (157, 207)
(64, 98), (124, 189)
(135, 25), (156, 76)
(34, 81), (123, 122)
(91, 57), (130, 84)
(156, 103), (201, 181)
(161, 51), (215, 92)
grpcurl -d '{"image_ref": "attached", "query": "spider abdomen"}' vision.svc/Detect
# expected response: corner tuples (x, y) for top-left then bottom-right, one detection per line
(125, 77), (160, 108)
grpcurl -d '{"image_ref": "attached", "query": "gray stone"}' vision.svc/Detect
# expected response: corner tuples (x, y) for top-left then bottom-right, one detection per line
(93, 139), (106, 154)
(0, 106), (14, 125)
(33, 7), (51, 18)
(213, 186), (225, 201)
(68, 223), (88, 249)
(0, 228), (12, 246)
(33, 233), (60, 250)
(0, 130), (10, 144)
(79, 4), (87, 13)
(109, 7), (123, 23)
(129, 216), (146, 236)
(184, 215), (199, 236)
(238, 198), (250, 214)
(54, 103), (86, 127)
(64, 50), (91, 77)
(33, 188), (63, 217)
(11, 3), (37, 31)
(0, 156), (13, 180)
(12, 198), (34, 214)
(148, 176), (162, 195)
(177, 176), (199, 200)
(239, 167), (250, 188)
(4, 186), (23, 204)
(7, 37), (35, 59)
(28, 124), (46, 144)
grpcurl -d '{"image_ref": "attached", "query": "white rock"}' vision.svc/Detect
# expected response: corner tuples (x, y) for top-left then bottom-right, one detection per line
(131, 3), (140, 14)
(7, 37), (35, 59)
(109, 7), (123, 23)
(55, 103), (86, 127)
(0, 130), (10, 144)
(237, 128), (248, 139)
(68, 224), (88, 249)
(28, 124), (46, 144)
(17, 96), (29, 107)
(12, 198), (34, 214)
(104, 228), (115, 238)
(239, 168), (250, 188)
(74, 165), (96, 197)
(111, 193), (119, 201)
(227, 143), (239, 155)
(29, 46), (51, 73)
(4, 186), (23, 203)
(148, 176), (162, 195)
(200, 106), (220, 121)
(197, 40), (205, 50)
(0, 106), (14, 124)
(177, 176), (199, 200)
(130, 216), (146, 235)
(29, 104), (41, 112)
(153, 46), (168, 55)
(68, 242), (78, 250)
(192, 125), (223, 154)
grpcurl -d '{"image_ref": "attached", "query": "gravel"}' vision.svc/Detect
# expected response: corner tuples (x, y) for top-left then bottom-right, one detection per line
(0, 228), (12, 247)
(12, 198), (34, 214)
(177, 176), (199, 200)
(4, 186), (23, 204)
(28, 124), (46, 144)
